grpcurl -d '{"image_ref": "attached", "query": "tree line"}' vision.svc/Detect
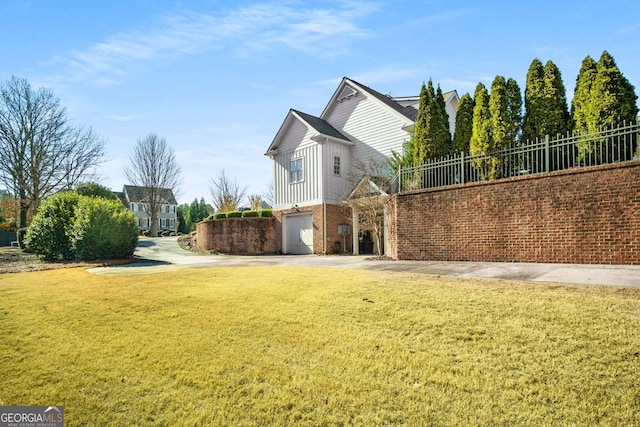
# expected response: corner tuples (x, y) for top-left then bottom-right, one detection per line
(393, 51), (638, 177)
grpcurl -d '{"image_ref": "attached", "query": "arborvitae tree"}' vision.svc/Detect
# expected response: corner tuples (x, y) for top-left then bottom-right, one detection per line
(588, 51), (639, 130)
(452, 93), (474, 154)
(571, 55), (598, 134)
(489, 76), (509, 150)
(412, 79), (451, 164)
(412, 83), (430, 165)
(522, 58), (545, 143)
(542, 60), (570, 137)
(470, 83), (492, 178)
(506, 78), (523, 145)
(436, 84), (452, 150)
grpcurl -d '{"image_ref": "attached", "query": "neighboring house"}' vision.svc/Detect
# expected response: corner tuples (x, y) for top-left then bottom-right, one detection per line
(265, 77), (458, 255)
(116, 185), (178, 231)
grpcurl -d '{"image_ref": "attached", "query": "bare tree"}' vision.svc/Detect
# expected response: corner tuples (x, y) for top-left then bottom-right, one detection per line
(248, 194), (263, 211)
(0, 76), (105, 227)
(210, 170), (247, 213)
(124, 133), (183, 237)
(343, 157), (391, 256)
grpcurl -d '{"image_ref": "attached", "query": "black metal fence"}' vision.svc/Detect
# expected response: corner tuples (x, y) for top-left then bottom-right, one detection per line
(390, 122), (640, 194)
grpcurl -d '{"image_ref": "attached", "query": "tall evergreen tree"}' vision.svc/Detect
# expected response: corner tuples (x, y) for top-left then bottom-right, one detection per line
(489, 76), (509, 150)
(470, 83), (492, 178)
(436, 84), (452, 150)
(588, 51), (639, 130)
(412, 80), (450, 165)
(522, 58), (545, 143)
(542, 60), (570, 137)
(452, 93), (474, 154)
(571, 55), (598, 134)
(412, 83), (430, 165)
(506, 78), (523, 145)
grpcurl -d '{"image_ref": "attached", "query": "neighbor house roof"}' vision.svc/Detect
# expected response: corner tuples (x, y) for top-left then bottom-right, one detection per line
(123, 185), (178, 205)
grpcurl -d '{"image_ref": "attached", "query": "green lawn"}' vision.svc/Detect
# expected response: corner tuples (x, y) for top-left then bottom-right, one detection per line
(1, 267), (639, 425)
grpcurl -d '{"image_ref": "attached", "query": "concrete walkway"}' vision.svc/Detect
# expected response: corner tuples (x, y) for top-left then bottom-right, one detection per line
(87, 237), (640, 288)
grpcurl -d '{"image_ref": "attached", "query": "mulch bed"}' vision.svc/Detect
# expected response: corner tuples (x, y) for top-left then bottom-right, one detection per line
(0, 247), (134, 274)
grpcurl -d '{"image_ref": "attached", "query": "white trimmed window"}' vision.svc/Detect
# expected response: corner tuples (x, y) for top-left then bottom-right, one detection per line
(290, 158), (304, 183)
(333, 156), (341, 176)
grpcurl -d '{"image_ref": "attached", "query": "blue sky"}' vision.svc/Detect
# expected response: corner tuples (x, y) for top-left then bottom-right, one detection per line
(1, 0), (638, 204)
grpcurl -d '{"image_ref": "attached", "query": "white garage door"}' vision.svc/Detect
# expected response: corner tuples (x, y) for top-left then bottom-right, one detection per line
(283, 213), (314, 254)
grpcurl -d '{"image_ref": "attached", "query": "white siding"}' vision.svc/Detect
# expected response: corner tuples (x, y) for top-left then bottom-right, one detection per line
(272, 120), (323, 210)
(324, 92), (412, 165)
(323, 141), (351, 204)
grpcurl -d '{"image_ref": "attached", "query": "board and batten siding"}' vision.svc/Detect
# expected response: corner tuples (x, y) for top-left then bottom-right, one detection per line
(324, 92), (412, 164)
(323, 141), (351, 205)
(272, 119), (323, 210)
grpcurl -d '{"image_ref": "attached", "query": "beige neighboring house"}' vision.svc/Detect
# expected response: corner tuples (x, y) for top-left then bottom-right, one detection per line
(115, 185), (178, 232)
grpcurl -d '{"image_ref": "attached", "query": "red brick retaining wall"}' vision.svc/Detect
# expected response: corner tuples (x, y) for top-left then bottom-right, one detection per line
(196, 217), (277, 254)
(386, 162), (640, 264)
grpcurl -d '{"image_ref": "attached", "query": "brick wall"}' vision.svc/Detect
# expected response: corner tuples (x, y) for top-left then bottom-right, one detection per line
(196, 217), (277, 254)
(273, 204), (353, 254)
(386, 162), (640, 264)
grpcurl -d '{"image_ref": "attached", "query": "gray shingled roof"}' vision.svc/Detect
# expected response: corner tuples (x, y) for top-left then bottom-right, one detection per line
(292, 109), (350, 141)
(346, 78), (418, 121)
(123, 185), (177, 205)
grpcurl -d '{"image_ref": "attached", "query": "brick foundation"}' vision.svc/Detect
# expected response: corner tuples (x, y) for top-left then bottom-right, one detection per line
(386, 162), (640, 264)
(274, 204), (353, 254)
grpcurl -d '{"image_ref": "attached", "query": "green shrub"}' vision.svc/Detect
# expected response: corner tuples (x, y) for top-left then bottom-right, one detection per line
(226, 211), (242, 218)
(25, 191), (80, 260)
(241, 210), (259, 218)
(70, 197), (138, 260)
(214, 213), (227, 219)
(259, 209), (273, 217)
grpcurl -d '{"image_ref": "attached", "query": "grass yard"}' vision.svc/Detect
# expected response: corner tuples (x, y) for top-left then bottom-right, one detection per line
(1, 267), (639, 425)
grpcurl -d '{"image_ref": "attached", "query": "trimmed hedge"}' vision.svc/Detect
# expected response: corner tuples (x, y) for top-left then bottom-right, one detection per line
(241, 210), (259, 218)
(259, 209), (273, 217)
(214, 213), (227, 219)
(226, 211), (242, 218)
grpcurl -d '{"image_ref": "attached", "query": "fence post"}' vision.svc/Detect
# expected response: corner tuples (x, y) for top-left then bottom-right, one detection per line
(545, 135), (550, 173)
(460, 152), (465, 184)
(398, 165), (402, 193)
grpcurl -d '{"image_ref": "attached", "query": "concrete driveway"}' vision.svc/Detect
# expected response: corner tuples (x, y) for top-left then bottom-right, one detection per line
(88, 237), (640, 288)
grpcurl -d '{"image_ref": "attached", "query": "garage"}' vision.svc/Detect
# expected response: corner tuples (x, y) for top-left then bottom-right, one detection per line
(283, 213), (314, 254)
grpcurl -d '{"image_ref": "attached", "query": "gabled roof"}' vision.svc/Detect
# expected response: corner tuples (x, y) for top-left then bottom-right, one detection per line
(322, 77), (419, 122)
(292, 110), (350, 142)
(347, 175), (390, 200)
(265, 109), (352, 156)
(123, 185), (177, 205)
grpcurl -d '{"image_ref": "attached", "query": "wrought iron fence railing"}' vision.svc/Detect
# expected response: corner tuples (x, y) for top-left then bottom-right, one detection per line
(389, 122), (640, 194)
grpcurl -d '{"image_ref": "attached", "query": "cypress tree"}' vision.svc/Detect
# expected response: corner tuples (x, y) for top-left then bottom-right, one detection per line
(429, 84), (451, 158)
(452, 93), (474, 154)
(571, 55), (598, 135)
(522, 58), (545, 143)
(542, 60), (570, 138)
(470, 83), (492, 179)
(506, 78), (523, 145)
(412, 79), (451, 164)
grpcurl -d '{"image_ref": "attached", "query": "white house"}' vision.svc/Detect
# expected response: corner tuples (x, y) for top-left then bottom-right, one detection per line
(265, 77), (458, 255)
(116, 185), (178, 232)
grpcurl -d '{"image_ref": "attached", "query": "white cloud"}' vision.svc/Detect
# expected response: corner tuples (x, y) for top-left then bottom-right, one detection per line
(48, 1), (379, 85)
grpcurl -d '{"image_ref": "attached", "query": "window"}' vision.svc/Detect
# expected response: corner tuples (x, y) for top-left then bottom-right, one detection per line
(333, 156), (341, 176)
(131, 203), (137, 212)
(290, 158), (304, 183)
